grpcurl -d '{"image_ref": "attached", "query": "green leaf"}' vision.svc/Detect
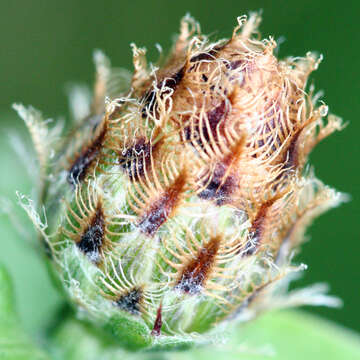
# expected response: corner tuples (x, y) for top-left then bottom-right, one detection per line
(239, 310), (360, 360)
(49, 309), (360, 360)
(0, 264), (49, 360)
(172, 310), (360, 360)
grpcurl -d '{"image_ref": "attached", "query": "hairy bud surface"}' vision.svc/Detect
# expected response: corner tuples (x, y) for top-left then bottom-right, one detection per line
(16, 14), (346, 351)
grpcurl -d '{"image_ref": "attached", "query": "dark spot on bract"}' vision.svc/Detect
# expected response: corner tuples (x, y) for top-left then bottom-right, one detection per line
(114, 287), (143, 315)
(225, 59), (244, 70)
(189, 44), (226, 64)
(119, 138), (152, 180)
(67, 123), (107, 186)
(77, 204), (105, 264)
(202, 74), (208, 82)
(141, 66), (185, 118)
(183, 100), (227, 152)
(206, 101), (227, 139)
(166, 67), (185, 88)
(198, 162), (236, 205)
(176, 236), (220, 294)
(138, 172), (187, 236)
(241, 237), (259, 257)
(141, 90), (157, 118)
(190, 51), (216, 63)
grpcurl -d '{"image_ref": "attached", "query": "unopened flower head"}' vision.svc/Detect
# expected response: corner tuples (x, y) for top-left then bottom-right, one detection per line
(15, 13), (346, 351)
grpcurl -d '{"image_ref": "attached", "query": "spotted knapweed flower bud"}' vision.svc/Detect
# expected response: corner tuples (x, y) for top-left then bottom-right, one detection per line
(16, 13), (346, 351)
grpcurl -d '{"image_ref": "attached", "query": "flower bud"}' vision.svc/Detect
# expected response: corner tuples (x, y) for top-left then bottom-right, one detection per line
(16, 13), (346, 351)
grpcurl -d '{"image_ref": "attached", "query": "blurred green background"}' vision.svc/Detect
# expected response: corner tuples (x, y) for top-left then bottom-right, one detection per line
(0, 0), (359, 338)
